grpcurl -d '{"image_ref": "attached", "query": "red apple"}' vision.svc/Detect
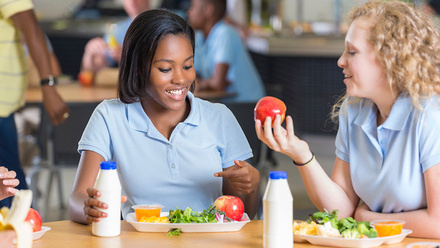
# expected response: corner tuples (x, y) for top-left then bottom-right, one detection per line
(25, 208), (42, 232)
(78, 70), (94, 87)
(254, 96), (287, 126)
(213, 195), (245, 221)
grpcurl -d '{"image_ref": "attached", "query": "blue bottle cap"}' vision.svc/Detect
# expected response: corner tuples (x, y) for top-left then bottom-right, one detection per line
(100, 161), (117, 170)
(269, 171), (287, 179)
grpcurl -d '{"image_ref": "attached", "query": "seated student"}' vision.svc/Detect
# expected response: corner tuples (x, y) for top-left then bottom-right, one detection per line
(162, 0), (248, 39)
(161, 0), (191, 19)
(68, 9), (260, 224)
(80, 0), (150, 75)
(256, 0), (440, 238)
(187, 0), (265, 102)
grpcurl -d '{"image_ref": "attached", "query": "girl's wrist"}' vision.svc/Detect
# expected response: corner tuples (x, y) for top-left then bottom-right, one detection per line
(292, 151), (315, 166)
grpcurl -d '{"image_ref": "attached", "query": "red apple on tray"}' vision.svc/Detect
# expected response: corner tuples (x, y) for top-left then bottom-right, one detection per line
(25, 208), (42, 232)
(254, 96), (287, 126)
(213, 195), (245, 221)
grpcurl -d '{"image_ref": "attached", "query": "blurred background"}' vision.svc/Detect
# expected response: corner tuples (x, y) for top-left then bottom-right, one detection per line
(17, 0), (428, 222)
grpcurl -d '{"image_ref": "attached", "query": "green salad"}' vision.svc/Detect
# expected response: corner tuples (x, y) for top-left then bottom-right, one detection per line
(308, 209), (378, 239)
(166, 205), (231, 236)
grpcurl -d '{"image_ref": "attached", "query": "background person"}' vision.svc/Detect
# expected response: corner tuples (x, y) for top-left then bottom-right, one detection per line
(161, 0), (248, 39)
(187, 0), (265, 102)
(79, 0), (150, 75)
(0, 0), (69, 208)
(69, 9), (260, 224)
(256, 0), (440, 238)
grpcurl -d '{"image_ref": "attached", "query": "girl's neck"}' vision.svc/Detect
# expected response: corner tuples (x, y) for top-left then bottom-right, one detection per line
(374, 96), (397, 126)
(141, 98), (190, 140)
(373, 87), (400, 126)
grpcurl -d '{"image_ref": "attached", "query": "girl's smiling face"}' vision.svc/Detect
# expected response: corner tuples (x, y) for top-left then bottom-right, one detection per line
(337, 18), (390, 102)
(145, 34), (195, 112)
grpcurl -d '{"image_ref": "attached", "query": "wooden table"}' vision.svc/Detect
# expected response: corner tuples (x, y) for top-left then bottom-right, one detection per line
(33, 220), (438, 248)
(25, 83), (117, 104)
(25, 83), (236, 104)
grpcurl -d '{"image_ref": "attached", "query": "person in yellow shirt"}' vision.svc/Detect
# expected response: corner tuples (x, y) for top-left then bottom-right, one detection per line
(0, 0), (69, 208)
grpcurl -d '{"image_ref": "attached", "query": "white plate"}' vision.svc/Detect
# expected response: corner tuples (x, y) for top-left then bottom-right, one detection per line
(126, 212), (250, 233)
(406, 242), (440, 248)
(33, 226), (51, 240)
(294, 229), (412, 248)
(13, 226), (51, 244)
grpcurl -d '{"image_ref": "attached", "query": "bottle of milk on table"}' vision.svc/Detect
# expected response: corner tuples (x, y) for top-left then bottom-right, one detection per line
(92, 161), (121, 237)
(263, 171), (293, 248)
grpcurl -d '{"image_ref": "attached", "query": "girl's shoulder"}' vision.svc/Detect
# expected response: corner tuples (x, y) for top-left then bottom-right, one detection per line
(94, 99), (128, 115)
(97, 98), (124, 108)
(194, 97), (231, 116)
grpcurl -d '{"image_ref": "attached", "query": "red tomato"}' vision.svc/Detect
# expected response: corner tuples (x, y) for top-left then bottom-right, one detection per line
(25, 208), (42, 232)
(213, 195), (245, 221)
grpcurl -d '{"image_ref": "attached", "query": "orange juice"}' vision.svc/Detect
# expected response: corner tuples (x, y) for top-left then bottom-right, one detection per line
(371, 220), (405, 237)
(132, 205), (164, 222)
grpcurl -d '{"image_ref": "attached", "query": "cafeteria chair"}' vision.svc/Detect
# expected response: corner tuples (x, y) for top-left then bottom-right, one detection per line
(27, 103), (98, 217)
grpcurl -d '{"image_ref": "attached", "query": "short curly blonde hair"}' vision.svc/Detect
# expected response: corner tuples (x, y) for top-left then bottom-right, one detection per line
(331, 0), (440, 122)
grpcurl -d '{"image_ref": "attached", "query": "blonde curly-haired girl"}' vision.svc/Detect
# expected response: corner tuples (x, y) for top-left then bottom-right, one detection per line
(256, 0), (440, 238)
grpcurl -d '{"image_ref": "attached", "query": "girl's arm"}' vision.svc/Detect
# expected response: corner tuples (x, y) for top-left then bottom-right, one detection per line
(256, 114), (360, 218)
(354, 164), (440, 238)
(68, 151), (105, 224)
(298, 156), (359, 218)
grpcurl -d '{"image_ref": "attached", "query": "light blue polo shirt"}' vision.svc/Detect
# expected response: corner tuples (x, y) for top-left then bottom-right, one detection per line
(335, 95), (440, 213)
(78, 92), (253, 218)
(194, 21), (265, 102)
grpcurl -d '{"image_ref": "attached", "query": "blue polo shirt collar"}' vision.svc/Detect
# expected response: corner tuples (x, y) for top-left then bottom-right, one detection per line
(126, 91), (200, 134)
(354, 94), (411, 131)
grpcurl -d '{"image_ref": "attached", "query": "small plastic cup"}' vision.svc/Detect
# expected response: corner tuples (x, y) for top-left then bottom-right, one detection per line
(132, 204), (164, 222)
(370, 220), (405, 237)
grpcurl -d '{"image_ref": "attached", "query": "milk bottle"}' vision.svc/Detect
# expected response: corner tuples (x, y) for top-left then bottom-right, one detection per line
(92, 161), (121, 237)
(263, 171), (293, 248)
